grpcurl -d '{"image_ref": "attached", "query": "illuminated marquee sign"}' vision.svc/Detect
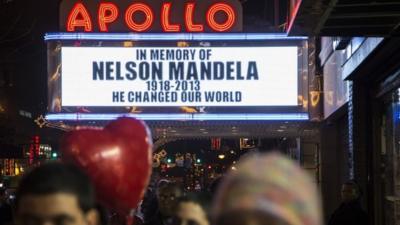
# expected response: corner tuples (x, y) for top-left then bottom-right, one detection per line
(60, 46), (298, 107)
(60, 0), (243, 32)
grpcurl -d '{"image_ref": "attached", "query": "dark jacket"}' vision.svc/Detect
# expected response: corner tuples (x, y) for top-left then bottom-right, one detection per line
(142, 191), (172, 225)
(0, 202), (13, 225)
(328, 200), (368, 225)
(144, 212), (172, 225)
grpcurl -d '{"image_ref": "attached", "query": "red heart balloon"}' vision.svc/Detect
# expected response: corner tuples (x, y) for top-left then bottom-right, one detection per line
(61, 118), (152, 215)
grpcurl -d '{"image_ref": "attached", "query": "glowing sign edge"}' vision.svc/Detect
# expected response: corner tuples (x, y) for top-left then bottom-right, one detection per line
(44, 32), (308, 41)
(45, 113), (309, 121)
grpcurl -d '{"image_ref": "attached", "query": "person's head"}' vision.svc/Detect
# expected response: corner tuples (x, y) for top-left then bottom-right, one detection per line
(212, 152), (322, 225)
(157, 183), (183, 217)
(208, 177), (223, 197)
(15, 163), (99, 225)
(341, 181), (361, 203)
(173, 194), (210, 225)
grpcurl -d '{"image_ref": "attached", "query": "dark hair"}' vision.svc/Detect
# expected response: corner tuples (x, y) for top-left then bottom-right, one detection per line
(16, 163), (96, 213)
(157, 182), (183, 194)
(96, 204), (110, 225)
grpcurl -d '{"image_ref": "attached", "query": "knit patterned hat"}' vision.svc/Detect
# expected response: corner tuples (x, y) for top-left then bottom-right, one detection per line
(212, 152), (322, 225)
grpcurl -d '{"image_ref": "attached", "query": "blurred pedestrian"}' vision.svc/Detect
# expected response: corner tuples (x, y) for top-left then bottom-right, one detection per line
(144, 182), (183, 225)
(212, 152), (322, 225)
(172, 193), (210, 225)
(328, 181), (367, 225)
(0, 188), (13, 225)
(207, 177), (223, 197)
(15, 163), (101, 225)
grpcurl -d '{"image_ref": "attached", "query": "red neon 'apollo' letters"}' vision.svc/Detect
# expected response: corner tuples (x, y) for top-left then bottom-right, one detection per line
(185, 3), (204, 32)
(207, 3), (236, 32)
(66, 2), (237, 32)
(98, 3), (119, 32)
(125, 3), (154, 32)
(161, 3), (181, 32)
(67, 3), (93, 32)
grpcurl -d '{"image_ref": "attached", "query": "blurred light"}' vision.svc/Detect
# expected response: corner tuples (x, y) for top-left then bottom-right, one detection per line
(123, 41), (134, 47)
(15, 167), (20, 176)
(0, 183), (3, 188)
(177, 41), (189, 47)
(208, 165), (212, 169)
(231, 166), (237, 170)
(167, 158), (172, 163)
(310, 91), (321, 107)
(196, 159), (201, 163)
(44, 33), (308, 41)
(199, 41), (211, 47)
(230, 150), (235, 154)
(218, 154), (225, 159)
(52, 152), (58, 158)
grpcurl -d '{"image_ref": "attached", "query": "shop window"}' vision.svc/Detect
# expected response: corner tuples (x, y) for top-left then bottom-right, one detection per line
(379, 88), (400, 225)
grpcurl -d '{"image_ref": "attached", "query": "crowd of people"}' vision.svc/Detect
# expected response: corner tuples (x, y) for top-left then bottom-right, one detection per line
(0, 152), (367, 225)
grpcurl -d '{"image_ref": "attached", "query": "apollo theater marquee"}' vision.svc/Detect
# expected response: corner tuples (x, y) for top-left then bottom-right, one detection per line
(44, 0), (309, 124)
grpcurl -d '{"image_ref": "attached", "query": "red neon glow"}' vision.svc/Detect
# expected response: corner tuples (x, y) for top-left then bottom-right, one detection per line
(185, 3), (204, 32)
(287, 0), (302, 33)
(161, 3), (180, 32)
(125, 3), (154, 32)
(35, 135), (40, 158)
(29, 144), (34, 165)
(98, 3), (119, 32)
(67, 2), (93, 32)
(206, 3), (236, 32)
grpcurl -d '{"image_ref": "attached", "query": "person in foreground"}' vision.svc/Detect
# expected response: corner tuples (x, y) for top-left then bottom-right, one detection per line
(212, 152), (322, 225)
(172, 194), (210, 225)
(15, 163), (100, 225)
(328, 181), (367, 225)
(144, 182), (184, 225)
